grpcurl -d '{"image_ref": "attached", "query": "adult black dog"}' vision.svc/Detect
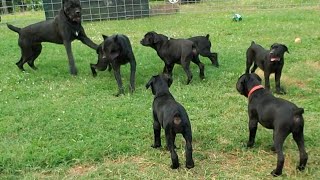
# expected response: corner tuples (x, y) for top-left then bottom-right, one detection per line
(7, 0), (98, 75)
(236, 73), (308, 176)
(141, 31), (204, 84)
(146, 74), (194, 169)
(90, 34), (136, 96)
(246, 41), (289, 94)
(188, 34), (219, 67)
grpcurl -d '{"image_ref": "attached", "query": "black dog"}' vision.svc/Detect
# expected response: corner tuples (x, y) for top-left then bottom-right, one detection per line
(146, 74), (194, 169)
(7, 0), (98, 75)
(246, 41), (289, 94)
(141, 31), (204, 84)
(188, 34), (219, 67)
(90, 34), (136, 96)
(236, 73), (308, 176)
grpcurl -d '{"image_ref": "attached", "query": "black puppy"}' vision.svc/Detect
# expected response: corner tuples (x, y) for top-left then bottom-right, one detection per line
(246, 41), (289, 94)
(90, 34), (136, 96)
(141, 31), (204, 84)
(188, 34), (219, 67)
(236, 73), (308, 176)
(146, 74), (194, 169)
(7, 0), (98, 75)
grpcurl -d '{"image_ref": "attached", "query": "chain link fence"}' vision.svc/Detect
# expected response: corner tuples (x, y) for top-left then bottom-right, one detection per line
(1, 0), (320, 23)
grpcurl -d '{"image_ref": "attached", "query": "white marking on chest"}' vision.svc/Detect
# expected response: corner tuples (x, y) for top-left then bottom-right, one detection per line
(75, 31), (79, 36)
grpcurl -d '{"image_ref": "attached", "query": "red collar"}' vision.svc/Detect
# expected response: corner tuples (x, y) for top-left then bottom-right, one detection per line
(248, 85), (264, 98)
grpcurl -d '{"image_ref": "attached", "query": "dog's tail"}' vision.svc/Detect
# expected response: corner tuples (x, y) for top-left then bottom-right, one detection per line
(205, 34), (210, 39)
(173, 113), (182, 126)
(294, 107), (304, 115)
(292, 107), (304, 133)
(7, 23), (21, 34)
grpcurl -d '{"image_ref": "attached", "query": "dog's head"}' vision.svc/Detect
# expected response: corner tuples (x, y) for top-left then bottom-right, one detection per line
(269, 43), (289, 61)
(97, 34), (124, 62)
(236, 73), (262, 97)
(146, 74), (173, 95)
(140, 31), (167, 47)
(62, 0), (82, 23)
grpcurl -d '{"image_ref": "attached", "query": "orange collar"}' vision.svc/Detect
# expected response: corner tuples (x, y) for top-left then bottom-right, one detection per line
(248, 85), (264, 98)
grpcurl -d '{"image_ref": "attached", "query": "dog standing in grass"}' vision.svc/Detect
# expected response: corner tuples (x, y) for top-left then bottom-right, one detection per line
(146, 74), (194, 169)
(188, 34), (219, 67)
(246, 41), (289, 94)
(90, 34), (136, 96)
(236, 73), (308, 176)
(7, 0), (98, 75)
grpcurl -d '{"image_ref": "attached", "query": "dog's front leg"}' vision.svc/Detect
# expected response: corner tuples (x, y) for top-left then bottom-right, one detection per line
(129, 55), (136, 94)
(78, 30), (98, 50)
(151, 114), (161, 148)
(275, 71), (286, 94)
(112, 64), (124, 96)
(247, 115), (258, 148)
(63, 40), (77, 75)
(264, 71), (271, 90)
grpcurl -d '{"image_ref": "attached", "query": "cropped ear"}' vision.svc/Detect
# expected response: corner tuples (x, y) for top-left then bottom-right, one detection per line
(251, 73), (262, 83)
(102, 35), (108, 40)
(205, 34), (210, 39)
(283, 45), (289, 53)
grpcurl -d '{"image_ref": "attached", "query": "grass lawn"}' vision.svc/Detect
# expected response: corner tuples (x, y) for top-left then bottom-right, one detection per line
(0, 2), (319, 179)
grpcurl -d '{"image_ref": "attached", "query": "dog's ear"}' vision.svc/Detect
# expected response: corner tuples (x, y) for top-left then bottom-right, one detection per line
(283, 45), (289, 53)
(251, 73), (262, 83)
(163, 73), (173, 87)
(206, 34), (210, 39)
(152, 32), (161, 44)
(236, 74), (247, 96)
(146, 76), (154, 89)
(102, 35), (108, 40)
(146, 76), (156, 95)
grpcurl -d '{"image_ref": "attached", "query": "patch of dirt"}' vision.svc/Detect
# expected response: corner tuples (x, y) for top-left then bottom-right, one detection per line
(68, 165), (96, 176)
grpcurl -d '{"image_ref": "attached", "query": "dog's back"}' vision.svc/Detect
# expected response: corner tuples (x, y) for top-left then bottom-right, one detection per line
(153, 93), (189, 132)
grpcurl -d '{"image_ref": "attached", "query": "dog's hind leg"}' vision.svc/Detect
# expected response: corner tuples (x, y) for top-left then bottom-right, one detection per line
(271, 130), (290, 176)
(246, 49), (254, 73)
(181, 59), (193, 84)
(191, 55), (205, 80)
(165, 127), (179, 169)
(250, 63), (258, 73)
(27, 44), (42, 70)
(292, 120), (308, 171)
(17, 46), (34, 71)
(183, 128), (194, 169)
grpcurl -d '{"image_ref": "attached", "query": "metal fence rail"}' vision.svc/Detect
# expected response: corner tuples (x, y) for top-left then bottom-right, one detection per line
(1, 0), (319, 23)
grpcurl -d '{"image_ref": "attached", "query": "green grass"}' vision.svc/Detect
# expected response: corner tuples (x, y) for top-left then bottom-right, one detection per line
(0, 3), (320, 179)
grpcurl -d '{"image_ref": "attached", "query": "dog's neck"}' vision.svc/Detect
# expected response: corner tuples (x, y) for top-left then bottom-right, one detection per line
(248, 85), (264, 98)
(154, 91), (172, 100)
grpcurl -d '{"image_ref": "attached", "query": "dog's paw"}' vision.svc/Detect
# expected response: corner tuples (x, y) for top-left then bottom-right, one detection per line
(151, 144), (161, 148)
(186, 160), (195, 169)
(297, 165), (306, 171)
(170, 163), (179, 169)
(246, 142), (254, 148)
(271, 169), (282, 177)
